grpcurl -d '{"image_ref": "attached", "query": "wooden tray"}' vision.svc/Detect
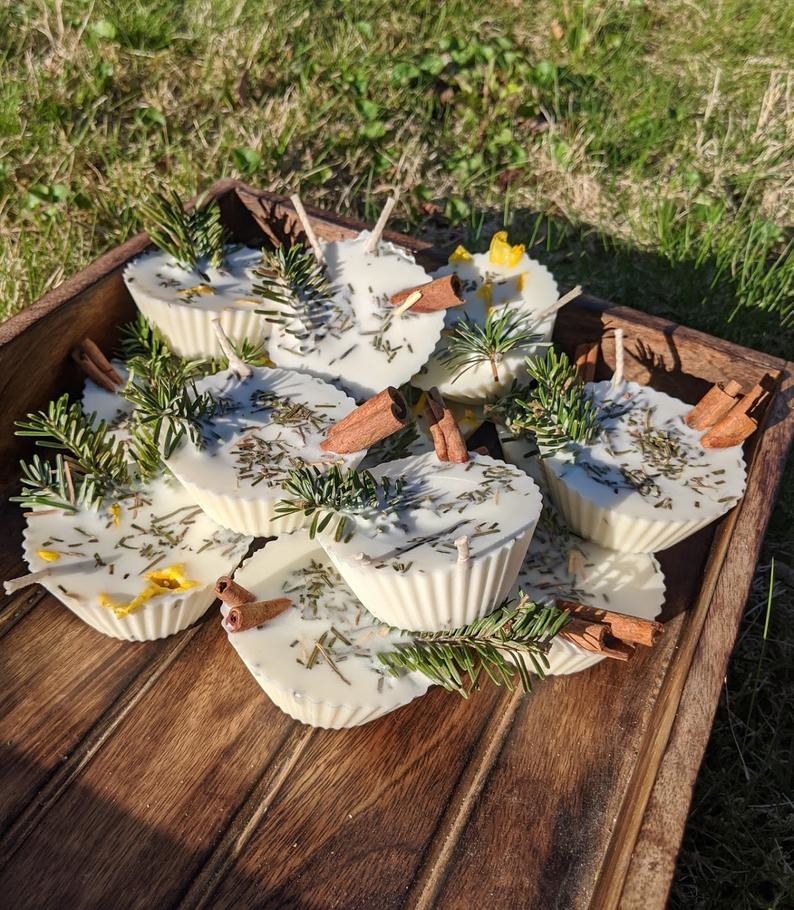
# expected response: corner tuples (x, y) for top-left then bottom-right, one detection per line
(1, 180), (791, 909)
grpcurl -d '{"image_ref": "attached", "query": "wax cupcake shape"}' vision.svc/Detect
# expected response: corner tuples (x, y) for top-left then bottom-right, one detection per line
(413, 232), (574, 404)
(263, 197), (452, 401)
(123, 191), (268, 358)
(499, 438), (666, 673)
(218, 534), (430, 729)
(499, 345), (753, 553)
(305, 444), (543, 632)
(163, 352), (415, 536)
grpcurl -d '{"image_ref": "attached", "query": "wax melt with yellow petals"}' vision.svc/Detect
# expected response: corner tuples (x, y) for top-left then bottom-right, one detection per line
(20, 477), (251, 641)
(413, 232), (565, 404)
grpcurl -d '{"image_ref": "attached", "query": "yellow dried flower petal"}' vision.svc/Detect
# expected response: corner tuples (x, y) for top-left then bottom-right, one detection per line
(99, 565), (198, 619)
(146, 564), (198, 593)
(516, 271), (529, 292)
(489, 231), (525, 268)
(37, 549), (61, 563)
(110, 503), (122, 527)
(476, 281), (494, 309)
(448, 245), (472, 264)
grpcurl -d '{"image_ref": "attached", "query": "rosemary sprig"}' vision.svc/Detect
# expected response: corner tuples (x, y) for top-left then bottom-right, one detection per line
(120, 369), (218, 462)
(440, 308), (543, 383)
(14, 395), (131, 510)
(253, 245), (335, 337)
(140, 189), (227, 272)
(379, 593), (570, 697)
(491, 348), (600, 455)
(275, 465), (407, 541)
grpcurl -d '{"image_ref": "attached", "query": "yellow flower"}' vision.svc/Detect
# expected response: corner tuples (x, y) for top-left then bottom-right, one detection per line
(448, 245), (472, 264)
(110, 503), (122, 527)
(488, 231), (525, 268)
(37, 549), (61, 563)
(476, 281), (494, 309)
(146, 564), (198, 593)
(100, 565), (198, 619)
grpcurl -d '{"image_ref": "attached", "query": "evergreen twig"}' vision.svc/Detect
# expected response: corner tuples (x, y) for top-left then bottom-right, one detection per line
(491, 348), (600, 454)
(253, 245), (335, 337)
(379, 593), (570, 697)
(440, 308), (543, 383)
(275, 465), (407, 541)
(14, 395), (131, 510)
(140, 189), (227, 272)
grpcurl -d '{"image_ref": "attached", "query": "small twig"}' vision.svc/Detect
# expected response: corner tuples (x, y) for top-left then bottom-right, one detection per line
(211, 317), (252, 379)
(363, 194), (398, 254)
(289, 194), (324, 265)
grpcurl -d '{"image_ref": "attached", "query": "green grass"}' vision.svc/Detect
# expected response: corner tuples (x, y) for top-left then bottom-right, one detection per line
(1, 1), (792, 904)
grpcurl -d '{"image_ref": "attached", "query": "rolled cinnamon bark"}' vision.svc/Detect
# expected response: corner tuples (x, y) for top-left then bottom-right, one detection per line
(555, 598), (663, 648)
(215, 576), (256, 608)
(71, 338), (124, 392)
(225, 598), (293, 632)
(701, 381), (767, 448)
(425, 387), (469, 463)
(574, 342), (600, 384)
(686, 380), (742, 430)
(559, 618), (634, 661)
(321, 387), (410, 454)
(388, 275), (465, 314)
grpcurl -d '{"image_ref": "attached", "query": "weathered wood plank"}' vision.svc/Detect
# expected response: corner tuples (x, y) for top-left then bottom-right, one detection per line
(0, 595), (175, 835)
(0, 614), (302, 910)
(202, 684), (509, 910)
(619, 363), (794, 909)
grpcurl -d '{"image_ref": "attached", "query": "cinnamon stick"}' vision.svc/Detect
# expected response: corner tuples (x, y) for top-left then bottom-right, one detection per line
(685, 380), (742, 430)
(389, 275), (465, 314)
(321, 387), (410, 454)
(574, 342), (599, 383)
(225, 598), (293, 632)
(214, 576), (256, 608)
(424, 387), (469, 463)
(559, 618), (634, 661)
(555, 598), (663, 648)
(71, 338), (124, 392)
(701, 381), (768, 448)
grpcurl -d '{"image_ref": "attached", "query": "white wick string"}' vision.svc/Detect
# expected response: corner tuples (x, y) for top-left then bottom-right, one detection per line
(455, 535), (471, 563)
(611, 328), (625, 388)
(363, 194), (398, 254)
(289, 194), (324, 264)
(535, 284), (582, 323)
(394, 290), (422, 318)
(4, 557), (118, 595)
(211, 318), (252, 379)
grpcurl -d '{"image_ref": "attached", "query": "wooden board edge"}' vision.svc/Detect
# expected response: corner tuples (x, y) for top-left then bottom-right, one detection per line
(590, 364), (794, 909)
(617, 362), (794, 909)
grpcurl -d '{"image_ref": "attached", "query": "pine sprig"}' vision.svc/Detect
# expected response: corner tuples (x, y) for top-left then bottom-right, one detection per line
(275, 465), (407, 541)
(120, 370), (218, 463)
(379, 594), (570, 697)
(253, 245), (335, 336)
(440, 308), (543, 383)
(140, 189), (227, 272)
(14, 395), (131, 509)
(489, 349), (599, 454)
(117, 315), (175, 378)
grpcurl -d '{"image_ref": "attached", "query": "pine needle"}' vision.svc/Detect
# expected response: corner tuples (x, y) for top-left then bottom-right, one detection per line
(380, 593), (570, 697)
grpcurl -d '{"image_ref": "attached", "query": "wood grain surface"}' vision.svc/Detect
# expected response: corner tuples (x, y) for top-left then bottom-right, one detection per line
(0, 182), (790, 910)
